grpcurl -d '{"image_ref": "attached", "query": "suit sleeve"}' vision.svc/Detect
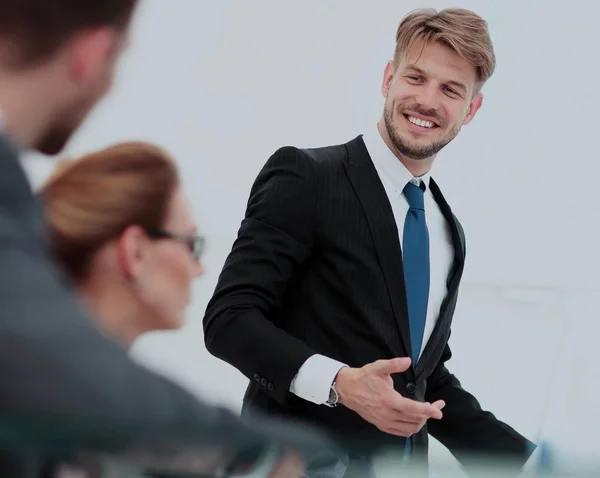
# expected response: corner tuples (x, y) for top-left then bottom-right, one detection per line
(425, 341), (535, 468)
(203, 146), (320, 405)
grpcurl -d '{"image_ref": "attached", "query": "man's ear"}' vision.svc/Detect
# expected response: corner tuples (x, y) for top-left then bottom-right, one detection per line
(381, 60), (396, 98)
(66, 27), (118, 85)
(463, 93), (483, 126)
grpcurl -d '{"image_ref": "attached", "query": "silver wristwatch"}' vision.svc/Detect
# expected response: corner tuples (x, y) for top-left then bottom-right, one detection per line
(325, 381), (339, 407)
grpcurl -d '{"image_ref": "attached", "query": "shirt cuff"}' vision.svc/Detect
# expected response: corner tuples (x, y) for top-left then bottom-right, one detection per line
(289, 354), (348, 405)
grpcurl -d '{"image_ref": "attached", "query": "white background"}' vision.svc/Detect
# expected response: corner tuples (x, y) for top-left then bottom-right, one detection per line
(22, 1), (600, 475)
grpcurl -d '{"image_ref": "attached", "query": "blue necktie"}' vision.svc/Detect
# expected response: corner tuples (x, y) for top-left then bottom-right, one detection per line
(402, 181), (430, 457)
(402, 182), (430, 364)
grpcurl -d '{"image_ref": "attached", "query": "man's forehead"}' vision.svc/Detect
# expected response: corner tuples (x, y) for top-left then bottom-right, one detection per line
(397, 40), (477, 88)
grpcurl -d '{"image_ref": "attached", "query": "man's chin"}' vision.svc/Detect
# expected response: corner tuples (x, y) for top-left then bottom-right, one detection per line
(395, 140), (445, 161)
(35, 133), (72, 157)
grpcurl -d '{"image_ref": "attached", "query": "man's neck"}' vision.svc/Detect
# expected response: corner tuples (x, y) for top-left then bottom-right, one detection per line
(0, 69), (56, 150)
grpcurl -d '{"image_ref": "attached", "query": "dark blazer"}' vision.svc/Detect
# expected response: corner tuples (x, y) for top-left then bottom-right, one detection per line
(0, 135), (335, 476)
(204, 135), (533, 468)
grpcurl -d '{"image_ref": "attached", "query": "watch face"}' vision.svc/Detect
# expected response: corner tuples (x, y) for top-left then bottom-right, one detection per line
(328, 385), (338, 405)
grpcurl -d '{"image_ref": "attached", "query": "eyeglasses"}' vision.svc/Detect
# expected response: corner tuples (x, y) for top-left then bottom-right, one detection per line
(145, 228), (205, 262)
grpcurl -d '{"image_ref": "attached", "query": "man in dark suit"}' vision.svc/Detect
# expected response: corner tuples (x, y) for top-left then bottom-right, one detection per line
(204, 7), (534, 476)
(0, 1), (337, 476)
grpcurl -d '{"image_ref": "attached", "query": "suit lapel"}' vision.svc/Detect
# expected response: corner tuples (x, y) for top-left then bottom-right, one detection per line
(415, 178), (465, 377)
(343, 136), (414, 366)
(342, 137), (466, 378)
(430, 178), (465, 277)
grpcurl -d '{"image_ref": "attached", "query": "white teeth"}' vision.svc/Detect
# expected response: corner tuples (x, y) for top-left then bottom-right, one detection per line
(408, 116), (435, 128)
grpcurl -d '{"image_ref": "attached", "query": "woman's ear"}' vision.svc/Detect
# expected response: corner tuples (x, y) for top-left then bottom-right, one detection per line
(116, 225), (149, 282)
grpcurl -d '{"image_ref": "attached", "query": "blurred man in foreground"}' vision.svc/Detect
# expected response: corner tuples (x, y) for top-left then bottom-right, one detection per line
(0, 1), (332, 476)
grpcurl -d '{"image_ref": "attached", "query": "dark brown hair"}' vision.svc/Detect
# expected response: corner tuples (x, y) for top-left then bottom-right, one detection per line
(41, 141), (179, 281)
(0, 0), (138, 66)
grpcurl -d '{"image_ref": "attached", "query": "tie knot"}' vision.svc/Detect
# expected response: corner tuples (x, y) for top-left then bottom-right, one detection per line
(403, 182), (425, 211)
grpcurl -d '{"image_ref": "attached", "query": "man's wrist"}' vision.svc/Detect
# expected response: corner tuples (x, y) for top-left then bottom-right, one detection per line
(331, 366), (352, 406)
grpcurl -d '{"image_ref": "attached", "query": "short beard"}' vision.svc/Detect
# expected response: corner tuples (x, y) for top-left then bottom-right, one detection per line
(35, 125), (75, 156)
(383, 103), (459, 160)
(35, 90), (100, 156)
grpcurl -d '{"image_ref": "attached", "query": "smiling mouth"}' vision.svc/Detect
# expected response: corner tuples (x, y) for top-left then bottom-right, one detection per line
(403, 114), (439, 129)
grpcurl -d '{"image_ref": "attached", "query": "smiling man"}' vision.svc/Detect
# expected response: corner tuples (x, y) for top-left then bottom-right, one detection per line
(204, 7), (534, 477)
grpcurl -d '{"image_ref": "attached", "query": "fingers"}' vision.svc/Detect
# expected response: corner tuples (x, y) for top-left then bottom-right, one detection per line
(371, 357), (411, 375)
(386, 394), (444, 420)
(377, 418), (427, 437)
(376, 400), (445, 437)
(409, 401), (443, 420)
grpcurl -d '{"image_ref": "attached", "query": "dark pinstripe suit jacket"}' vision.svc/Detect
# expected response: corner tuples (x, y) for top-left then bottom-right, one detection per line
(204, 135), (533, 467)
(0, 135), (336, 476)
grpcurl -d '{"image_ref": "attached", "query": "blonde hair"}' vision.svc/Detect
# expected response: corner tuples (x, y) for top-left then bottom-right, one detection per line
(394, 8), (496, 88)
(41, 142), (179, 281)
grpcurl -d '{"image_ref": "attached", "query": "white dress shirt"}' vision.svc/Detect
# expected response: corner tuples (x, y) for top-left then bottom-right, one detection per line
(289, 127), (456, 405)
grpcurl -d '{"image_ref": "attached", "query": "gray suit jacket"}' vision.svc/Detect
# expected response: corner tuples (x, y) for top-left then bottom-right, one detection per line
(0, 136), (336, 476)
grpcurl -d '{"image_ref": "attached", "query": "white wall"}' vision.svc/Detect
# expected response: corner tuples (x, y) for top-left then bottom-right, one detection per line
(22, 0), (600, 473)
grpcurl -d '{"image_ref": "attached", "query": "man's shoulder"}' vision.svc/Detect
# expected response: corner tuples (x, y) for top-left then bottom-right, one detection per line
(0, 192), (44, 251)
(0, 134), (41, 237)
(269, 135), (364, 169)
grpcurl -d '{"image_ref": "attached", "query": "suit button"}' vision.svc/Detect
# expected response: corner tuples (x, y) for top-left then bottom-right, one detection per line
(260, 378), (267, 387)
(406, 382), (416, 395)
(268, 383), (275, 391)
(254, 373), (260, 382)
